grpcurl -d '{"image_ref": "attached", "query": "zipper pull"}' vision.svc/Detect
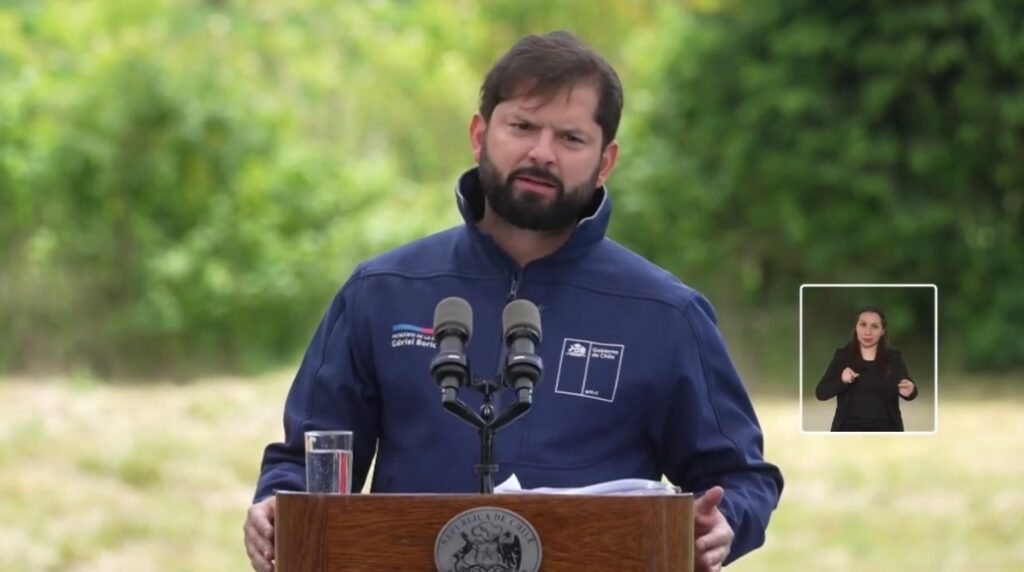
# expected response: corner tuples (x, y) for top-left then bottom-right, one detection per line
(507, 272), (520, 301)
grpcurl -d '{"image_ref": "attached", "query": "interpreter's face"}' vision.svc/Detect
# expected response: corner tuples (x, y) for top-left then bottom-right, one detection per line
(856, 312), (885, 349)
(469, 84), (619, 231)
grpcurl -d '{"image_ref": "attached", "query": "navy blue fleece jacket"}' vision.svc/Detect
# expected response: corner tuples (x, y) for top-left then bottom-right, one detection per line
(255, 168), (783, 564)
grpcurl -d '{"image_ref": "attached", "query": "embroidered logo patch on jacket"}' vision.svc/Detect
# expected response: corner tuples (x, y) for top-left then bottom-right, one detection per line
(554, 337), (625, 403)
(391, 323), (437, 349)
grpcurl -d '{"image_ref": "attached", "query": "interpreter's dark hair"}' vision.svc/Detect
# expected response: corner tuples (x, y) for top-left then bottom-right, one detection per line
(479, 31), (623, 149)
(843, 305), (891, 371)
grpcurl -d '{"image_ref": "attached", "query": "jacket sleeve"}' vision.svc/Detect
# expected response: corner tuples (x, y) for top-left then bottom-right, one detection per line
(253, 267), (380, 502)
(814, 349), (850, 400)
(891, 350), (919, 401)
(653, 294), (783, 565)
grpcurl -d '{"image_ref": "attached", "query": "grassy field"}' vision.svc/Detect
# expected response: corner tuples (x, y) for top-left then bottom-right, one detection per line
(1, 374), (1022, 571)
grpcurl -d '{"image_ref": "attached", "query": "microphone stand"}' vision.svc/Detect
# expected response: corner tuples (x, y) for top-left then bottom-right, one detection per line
(433, 355), (541, 494)
(430, 297), (543, 495)
(440, 374), (536, 495)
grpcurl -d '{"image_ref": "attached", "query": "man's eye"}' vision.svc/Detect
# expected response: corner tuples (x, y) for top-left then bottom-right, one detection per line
(511, 122), (530, 130)
(563, 134), (583, 143)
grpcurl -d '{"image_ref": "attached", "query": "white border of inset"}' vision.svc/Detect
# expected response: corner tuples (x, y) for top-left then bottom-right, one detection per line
(799, 283), (939, 435)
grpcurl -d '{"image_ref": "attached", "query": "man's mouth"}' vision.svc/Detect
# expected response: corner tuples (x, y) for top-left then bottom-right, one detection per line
(512, 176), (561, 195)
(515, 175), (557, 189)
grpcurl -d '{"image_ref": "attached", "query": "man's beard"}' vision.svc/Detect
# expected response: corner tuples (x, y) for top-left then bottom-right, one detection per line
(478, 145), (600, 232)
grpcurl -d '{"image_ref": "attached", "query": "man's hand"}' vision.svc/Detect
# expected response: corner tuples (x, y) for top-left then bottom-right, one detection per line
(244, 496), (276, 572)
(898, 378), (915, 398)
(694, 486), (734, 572)
(841, 367), (859, 384)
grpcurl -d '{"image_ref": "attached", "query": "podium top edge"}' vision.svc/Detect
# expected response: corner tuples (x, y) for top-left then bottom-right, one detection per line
(275, 491), (694, 499)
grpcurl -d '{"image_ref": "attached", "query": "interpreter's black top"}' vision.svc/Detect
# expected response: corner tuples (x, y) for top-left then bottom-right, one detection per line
(815, 348), (919, 431)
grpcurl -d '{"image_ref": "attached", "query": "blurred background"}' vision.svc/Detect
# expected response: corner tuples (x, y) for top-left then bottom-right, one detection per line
(1, 0), (1022, 570)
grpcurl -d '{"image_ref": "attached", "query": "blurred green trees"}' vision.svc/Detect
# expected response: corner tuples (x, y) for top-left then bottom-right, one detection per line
(615, 0), (1024, 370)
(0, 0), (661, 376)
(1, 0), (1021, 377)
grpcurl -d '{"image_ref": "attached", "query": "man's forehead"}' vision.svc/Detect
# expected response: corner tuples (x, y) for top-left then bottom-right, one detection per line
(497, 83), (600, 125)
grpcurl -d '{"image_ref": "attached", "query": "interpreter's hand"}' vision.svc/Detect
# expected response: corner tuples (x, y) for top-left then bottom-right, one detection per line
(244, 496), (276, 572)
(841, 367), (859, 384)
(898, 378), (916, 398)
(694, 486), (734, 572)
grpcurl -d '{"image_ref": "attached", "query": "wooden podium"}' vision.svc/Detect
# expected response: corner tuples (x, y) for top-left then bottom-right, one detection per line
(275, 491), (693, 571)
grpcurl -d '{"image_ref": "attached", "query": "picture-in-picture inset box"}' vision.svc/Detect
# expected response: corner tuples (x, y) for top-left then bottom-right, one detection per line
(800, 284), (938, 434)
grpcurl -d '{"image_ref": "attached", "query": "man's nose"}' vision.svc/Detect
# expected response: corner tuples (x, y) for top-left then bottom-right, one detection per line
(526, 129), (557, 167)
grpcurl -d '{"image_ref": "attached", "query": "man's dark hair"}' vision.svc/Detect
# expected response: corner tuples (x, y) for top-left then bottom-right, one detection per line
(479, 31), (623, 149)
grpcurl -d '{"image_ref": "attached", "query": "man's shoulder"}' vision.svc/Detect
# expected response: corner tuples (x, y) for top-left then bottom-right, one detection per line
(357, 226), (470, 277)
(583, 238), (703, 310)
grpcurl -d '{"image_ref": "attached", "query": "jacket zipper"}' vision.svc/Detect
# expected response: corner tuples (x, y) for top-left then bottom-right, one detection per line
(507, 269), (522, 301)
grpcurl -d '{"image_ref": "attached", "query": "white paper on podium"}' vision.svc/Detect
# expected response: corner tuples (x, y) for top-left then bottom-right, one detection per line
(494, 474), (680, 496)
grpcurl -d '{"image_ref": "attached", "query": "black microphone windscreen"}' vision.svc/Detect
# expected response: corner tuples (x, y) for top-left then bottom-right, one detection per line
(502, 299), (542, 341)
(434, 297), (473, 340)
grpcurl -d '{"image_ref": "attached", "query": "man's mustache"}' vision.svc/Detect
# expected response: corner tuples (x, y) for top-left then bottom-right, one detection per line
(508, 167), (564, 193)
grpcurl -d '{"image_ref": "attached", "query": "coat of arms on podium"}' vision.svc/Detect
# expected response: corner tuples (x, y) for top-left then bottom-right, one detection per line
(434, 507), (542, 572)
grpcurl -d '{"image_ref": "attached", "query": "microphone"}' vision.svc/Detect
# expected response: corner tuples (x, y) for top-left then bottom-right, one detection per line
(430, 297), (473, 401)
(502, 299), (543, 403)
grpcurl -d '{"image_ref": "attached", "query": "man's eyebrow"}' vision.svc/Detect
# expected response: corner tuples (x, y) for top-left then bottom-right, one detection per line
(557, 127), (588, 138)
(508, 113), (592, 139)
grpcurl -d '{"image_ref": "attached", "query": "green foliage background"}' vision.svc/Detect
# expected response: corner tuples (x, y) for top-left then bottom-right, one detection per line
(1, 0), (1021, 378)
(614, 0), (1024, 371)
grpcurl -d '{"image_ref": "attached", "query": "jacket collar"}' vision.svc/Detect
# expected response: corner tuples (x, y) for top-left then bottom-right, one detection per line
(454, 167), (611, 266)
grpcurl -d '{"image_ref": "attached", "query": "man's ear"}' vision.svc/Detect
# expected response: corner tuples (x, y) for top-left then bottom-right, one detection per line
(469, 113), (487, 163)
(595, 140), (619, 188)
